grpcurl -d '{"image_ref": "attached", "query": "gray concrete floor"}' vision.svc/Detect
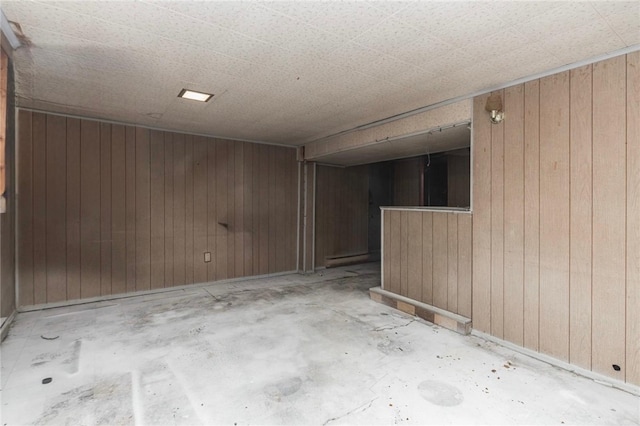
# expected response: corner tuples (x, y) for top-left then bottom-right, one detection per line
(1, 263), (639, 425)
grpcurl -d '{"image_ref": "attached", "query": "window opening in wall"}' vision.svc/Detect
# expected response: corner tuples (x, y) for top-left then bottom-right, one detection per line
(423, 152), (448, 206)
(425, 147), (470, 208)
(377, 149), (470, 209)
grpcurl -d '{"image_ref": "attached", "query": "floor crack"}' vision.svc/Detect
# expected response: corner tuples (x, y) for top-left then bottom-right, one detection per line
(323, 397), (378, 426)
(373, 319), (416, 332)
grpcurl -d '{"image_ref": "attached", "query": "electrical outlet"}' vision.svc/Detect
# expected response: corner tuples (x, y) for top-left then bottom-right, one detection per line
(204, 252), (211, 263)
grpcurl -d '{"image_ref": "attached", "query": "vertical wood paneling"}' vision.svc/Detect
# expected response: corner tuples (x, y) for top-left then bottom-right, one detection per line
(192, 136), (208, 284)
(325, 168), (335, 259)
(125, 126), (136, 293)
(503, 84), (525, 346)
(457, 214), (472, 318)
(383, 210), (472, 317)
(277, 148), (288, 272)
(297, 162), (304, 272)
(288, 150), (297, 270)
(164, 133), (174, 287)
(173, 133), (186, 287)
(46, 114), (67, 302)
(400, 211), (409, 296)
(447, 213), (458, 313)
(66, 118), (81, 301)
(215, 140), (228, 280)
(314, 165), (369, 266)
(422, 212), (433, 305)
(149, 130), (165, 289)
(100, 123), (112, 296)
(135, 127), (151, 291)
(471, 53), (636, 385)
(472, 94), (492, 333)
(539, 71), (570, 361)
(569, 64), (593, 369)
(209, 138), (220, 281)
(314, 165), (327, 266)
(17, 114), (298, 310)
(315, 165), (326, 266)
(387, 210), (401, 294)
(111, 125), (126, 295)
(234, 143), (244, 277)
(490, 90), (505, 339)
(80, 119), (101, 299)
(432, 213), (448, 310)
(184, 135), (194, 285)
(358, 168), (369, 255)
(626, 51), (640, 385)
(302, 162), (315, 272)
(285, 149), (293, 270)
(259, 145), (269, 274)
(17, 110), (33, 306)
(226, 141), (235, 277)
(32, 113), (47, 304)
(592, 56), (626, 380)
(243, 143), (254, 276)
(523, 80), (540, 351)
(268, 147), (277, 273)
(407, 211), (422, 301)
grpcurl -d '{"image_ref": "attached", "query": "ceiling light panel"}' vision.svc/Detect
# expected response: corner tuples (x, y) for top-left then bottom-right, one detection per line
(178, 89), (213, 102)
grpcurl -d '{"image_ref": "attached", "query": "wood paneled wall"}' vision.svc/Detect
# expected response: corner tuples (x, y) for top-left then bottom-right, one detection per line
(382, 209), (472, 318)
(1, 47), (15, 319)
(472, 52), (639, 385)
(16, 111), (298, 307)
(315, 164), (369, 266)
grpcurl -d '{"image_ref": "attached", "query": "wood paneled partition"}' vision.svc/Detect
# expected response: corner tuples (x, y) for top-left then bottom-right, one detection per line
(16, 111), (298, 307)
(314, 164), (369, 266)
(382, 209), (472, 318)
(472, 52), (639, 386)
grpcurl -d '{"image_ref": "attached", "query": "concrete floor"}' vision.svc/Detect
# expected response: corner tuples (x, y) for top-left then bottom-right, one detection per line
(1, 264), (638, 425)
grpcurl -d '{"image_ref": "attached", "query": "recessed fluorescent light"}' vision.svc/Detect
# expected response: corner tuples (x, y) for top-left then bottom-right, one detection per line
(178, 89), (213, 102)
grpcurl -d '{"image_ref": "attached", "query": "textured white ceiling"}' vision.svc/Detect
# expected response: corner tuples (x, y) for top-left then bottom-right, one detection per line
(2, 1), (638, 145)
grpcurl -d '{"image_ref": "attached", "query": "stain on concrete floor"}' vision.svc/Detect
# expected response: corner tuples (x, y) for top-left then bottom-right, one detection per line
(1, 264), (638, 425)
